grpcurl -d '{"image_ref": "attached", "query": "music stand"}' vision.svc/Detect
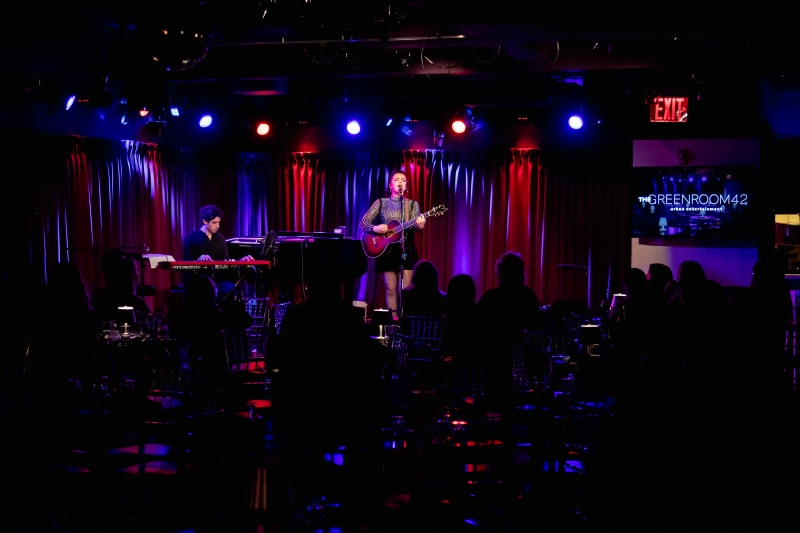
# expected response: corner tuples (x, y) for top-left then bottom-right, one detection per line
(557, 263), (588, 299)
(260, 231), (278, 259)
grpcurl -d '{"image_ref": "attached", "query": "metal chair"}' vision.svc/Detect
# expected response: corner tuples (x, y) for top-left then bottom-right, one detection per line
(271, 302), (292, 334)
(223, 331), (270, 409)
(403, 315), (444, 340)
(138, 349), (190, 431)
(524, 331), (572, 356)
(243, 297), (271, 330)
(389, 332), (412, 371)
(224, 332), (267, 376)
(242, 297), (271, 357)
(443, 358), (485, 404)
(400, 315), (444, 364)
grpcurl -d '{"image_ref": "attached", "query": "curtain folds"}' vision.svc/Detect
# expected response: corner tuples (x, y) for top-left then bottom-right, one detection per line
(5, 134), (629, 316)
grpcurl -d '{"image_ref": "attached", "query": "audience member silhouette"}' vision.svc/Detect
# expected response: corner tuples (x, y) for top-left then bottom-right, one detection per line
(271, 270), (388, 446)
(92, 251), (150, 321)
(620, 268), (658, 319)
(609, 268), (663, 360)
(168, 275), (252, 376)
(475, 252), (543, 411)
(476, 252), (544, 344)
(34, 262), (100, 390)
(401, 260), (446, 317)
(667, 260), (707, 312)
(647, 262), (674, 305)
(440, 274), (480, 359)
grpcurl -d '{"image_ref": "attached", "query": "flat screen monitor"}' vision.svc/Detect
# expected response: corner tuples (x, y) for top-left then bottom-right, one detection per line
(630, 166), (756, 240)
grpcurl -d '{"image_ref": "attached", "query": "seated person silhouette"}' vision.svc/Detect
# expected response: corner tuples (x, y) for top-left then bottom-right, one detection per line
(647, 262), (674, 306)
(440, 274), (481, 360)
(401, 260), (447, 317)
(168, 275), (252, 376)
(92, 251), (150, 321)
(33, 262), (100, 399)
(271, 270), (387, 447)
(667, 260), (707, 312)
(476, 252), (544, 345)
(475, 252), (544, 412)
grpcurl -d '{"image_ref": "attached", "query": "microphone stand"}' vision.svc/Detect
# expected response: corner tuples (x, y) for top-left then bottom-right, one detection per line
(398, 192), (406, 320)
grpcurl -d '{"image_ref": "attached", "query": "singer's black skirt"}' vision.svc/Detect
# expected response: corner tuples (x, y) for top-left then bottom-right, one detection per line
(374, 235), (417, 273)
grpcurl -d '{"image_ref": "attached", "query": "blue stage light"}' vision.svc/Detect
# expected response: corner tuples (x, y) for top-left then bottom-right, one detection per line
(199, 115), (213, 128)
(65, 95), (76, 110)
(568, 115), (583, 130)
(346, 120), (361, 135)
(170, 106), (180, 117)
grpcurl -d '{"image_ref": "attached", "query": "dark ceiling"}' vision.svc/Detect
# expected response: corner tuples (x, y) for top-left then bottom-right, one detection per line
(3, 1), (796, 144)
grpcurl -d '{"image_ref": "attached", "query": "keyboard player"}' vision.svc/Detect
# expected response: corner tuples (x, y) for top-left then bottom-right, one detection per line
(183, 205), (255, 263)
(182, 205), (255, 293)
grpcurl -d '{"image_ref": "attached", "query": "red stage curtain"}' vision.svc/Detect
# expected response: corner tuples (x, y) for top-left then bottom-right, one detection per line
(6, 135), (630, 321)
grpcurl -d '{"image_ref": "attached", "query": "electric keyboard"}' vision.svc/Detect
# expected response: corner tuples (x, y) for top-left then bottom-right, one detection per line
(160, 260), (272, 271)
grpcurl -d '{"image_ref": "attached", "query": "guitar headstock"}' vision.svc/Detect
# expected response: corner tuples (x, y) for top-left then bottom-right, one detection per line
(426, 205), (448, 217)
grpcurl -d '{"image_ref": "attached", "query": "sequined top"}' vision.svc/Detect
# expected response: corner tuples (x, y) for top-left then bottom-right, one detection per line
(360, 197), (421, 233)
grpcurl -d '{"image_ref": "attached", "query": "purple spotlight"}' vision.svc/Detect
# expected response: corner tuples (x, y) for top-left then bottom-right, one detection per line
(346, 120), (361, 135)
(199, 115), (213, 128)
(65, 95), (76, 111)
(568, 115), (583, 130)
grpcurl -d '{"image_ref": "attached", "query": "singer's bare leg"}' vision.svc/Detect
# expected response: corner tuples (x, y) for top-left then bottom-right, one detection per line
(384, 270), (413, 318)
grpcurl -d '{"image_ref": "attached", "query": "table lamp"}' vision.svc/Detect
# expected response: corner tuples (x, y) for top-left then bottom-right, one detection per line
(579, 324), (602, 356)
(371, 309), (393, 340)
(117, 306), (136, 338)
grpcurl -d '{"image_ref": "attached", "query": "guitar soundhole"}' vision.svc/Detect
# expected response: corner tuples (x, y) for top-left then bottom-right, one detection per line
(385, 230), (394, 237)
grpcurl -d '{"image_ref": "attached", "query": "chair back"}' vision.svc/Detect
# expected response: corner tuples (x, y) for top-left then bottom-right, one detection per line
(515, 330), (571, 387)
(390, 333), (412, 370)
(175, 342), (197, 380)
(404, 315), (444, 340)
(525, 331), (571, 355)
(224, 331), (267, 374)
(243, 297), (270, 329)
(145, 346), (191, 400)
(511, 343), (552, 390)
(271, 302), (292, 333)
(444, 359), (485, 392)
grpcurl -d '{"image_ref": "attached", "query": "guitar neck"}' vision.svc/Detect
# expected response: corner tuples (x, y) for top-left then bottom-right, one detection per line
(399, 210), (435, 231)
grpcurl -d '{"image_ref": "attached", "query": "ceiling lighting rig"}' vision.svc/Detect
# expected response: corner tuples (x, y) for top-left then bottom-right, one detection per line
(135, 1), (211, 73)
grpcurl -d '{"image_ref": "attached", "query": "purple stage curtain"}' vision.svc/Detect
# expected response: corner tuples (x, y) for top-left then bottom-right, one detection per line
(6, 135), (630, 319)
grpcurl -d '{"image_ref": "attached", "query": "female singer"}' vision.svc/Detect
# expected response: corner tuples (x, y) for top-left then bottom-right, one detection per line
(360, 171), (426, 316)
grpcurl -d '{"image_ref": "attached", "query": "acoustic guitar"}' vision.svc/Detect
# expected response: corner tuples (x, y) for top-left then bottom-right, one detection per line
(361, 205), (448, 259)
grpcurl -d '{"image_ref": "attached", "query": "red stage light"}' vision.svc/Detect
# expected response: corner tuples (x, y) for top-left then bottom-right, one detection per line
(256, 123), (270, 136)
(451, 120), (466, 133)
(139, 107), (149, 117)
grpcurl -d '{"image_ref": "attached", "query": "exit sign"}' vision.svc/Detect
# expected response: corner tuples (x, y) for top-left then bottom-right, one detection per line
(650, 97), (688, 122)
